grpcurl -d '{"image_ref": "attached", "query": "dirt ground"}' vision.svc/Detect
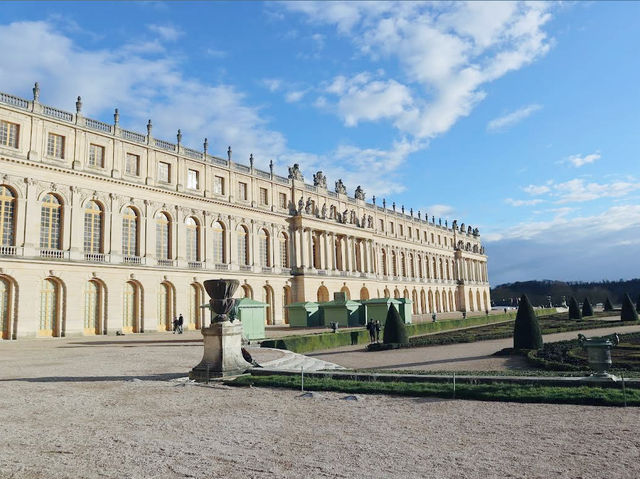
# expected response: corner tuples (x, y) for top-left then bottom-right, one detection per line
(1, 333), (639, 479)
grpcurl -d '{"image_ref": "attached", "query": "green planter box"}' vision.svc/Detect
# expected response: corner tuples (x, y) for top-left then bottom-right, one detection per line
(235, 298), (267, 340)
(319, 292), (363, 327)
(360, 298), (411, 325)
(286, 302), (321, 327)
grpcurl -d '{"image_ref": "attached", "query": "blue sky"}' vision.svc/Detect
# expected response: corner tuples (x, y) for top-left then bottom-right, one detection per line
(1, 1), (639, 285)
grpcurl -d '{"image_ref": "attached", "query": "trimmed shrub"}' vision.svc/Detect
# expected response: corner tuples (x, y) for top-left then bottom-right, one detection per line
(636, 294), (640, 314)
(621, 294), (639, 322)
(383, 305), (408, 345)
(568, 296), (582, 320)
(581, 297), (593, 317)
(513, 294), (543, 350)
(604, 297), (614, 311)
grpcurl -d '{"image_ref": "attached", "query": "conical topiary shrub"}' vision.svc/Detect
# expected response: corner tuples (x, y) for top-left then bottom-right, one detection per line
(383, 304), (408, 345)
(621, 294), (639, 322)
(636, 294), (640, 313)
(568, 296), (582, 320)
(513, 294), (543, 350)
(582, 297), (593, 317)
(604, 297), (614, 311)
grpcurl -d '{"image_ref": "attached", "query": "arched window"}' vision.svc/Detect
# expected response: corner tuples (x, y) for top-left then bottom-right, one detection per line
(84, 201), (103, 254)
(381, 249), (387, 276)
(237, 225), (249, 265)
(212, 221), (225, 264)
(400, 252), (406, 277)
(40, 194), (62, 250)
(263, 285), (274, 325)
(155, 212), (171, 260)
(39, 278), (59, 336)
(340, 285), (351, 300)
(122, 207), (139, 257)
(0, 186), (16, 247)
(258, 228), (270, 267)
(391, 251), (397, 276)
(282, 286), (291, 324)
(409, 253), (415, 278)
(189, 283), (203, 329)
(0, 276), (10, 340)
(317, 285), (330, 303)
(84, 280), (102, 334)
(279, 233), (289, 268)
(417, 256), (423, 279)
(158, 282), (174, 331)
(185, 217), (199, 262)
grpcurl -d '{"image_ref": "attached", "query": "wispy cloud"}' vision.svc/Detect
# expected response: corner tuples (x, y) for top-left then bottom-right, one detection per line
(148, 24), (183, 42)
(261, 78), (282, 92)
(565, 152), (601, 167)
(521, 178), (640, 203)
(487, 104), (542, 132)
(505, 198), (544, 207)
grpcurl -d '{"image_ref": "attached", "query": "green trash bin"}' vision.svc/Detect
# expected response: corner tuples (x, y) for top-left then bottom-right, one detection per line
(319, 292), (363, 327)
(360, 298), (405, 326)
(286, 302), (321, 327)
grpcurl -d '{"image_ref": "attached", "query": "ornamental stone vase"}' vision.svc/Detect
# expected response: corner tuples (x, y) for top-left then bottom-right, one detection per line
(578, 333), (620, 381)
(190, 279), (251, 381)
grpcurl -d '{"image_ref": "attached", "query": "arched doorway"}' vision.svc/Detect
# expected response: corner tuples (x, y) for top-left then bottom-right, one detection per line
(84, 280), (105, 335)
(340, 285), (351, 300)
(420, 289), (426, 314)
(383, 287), (390, 298)
(483, 291), (488, 312)
(360, 286), (370, 301)
(317, 285), (330, 303)
(393, 288), (400, 299)
(241, 284), (253, 299)
(412, 290), (418, 314)
(468, 290), (474, 312)
(0, 275), (15, 340)
(123, 281), (142, 333)
(449, 291), (455, 312)
(263, 285), (274, 325)
(39, 278), (62, 337)
(428, 290), (434, 313)
(189, 283), (204, 329)
(282, 286), (291, 324)
(158, 282), (175, 331)
(477, 290), (482, 312)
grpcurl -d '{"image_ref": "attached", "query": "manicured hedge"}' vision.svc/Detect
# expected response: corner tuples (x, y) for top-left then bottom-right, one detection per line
(260, 308), (556, 354)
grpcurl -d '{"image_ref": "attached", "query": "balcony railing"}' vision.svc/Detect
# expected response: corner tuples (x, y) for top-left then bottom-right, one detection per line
(188, 261), (203, 269)
(123, 255), (142, 264)
(0, 246), (16, 256)
(215, 263), (230, 271)
(239, 265), (252, 272)
(261, 266), (272, 273)
(40, 249), (65, 259)
(157, 259), (175, 267)
(84, 252), (105, 262)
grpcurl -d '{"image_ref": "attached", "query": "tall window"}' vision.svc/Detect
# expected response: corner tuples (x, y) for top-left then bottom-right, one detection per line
(381, 249), (388, 276)
(40, 194), (62, 249)
(155, 212), (170, 260)
(187, 169), (199, 189)
(189, 284), (201, 329)
(39, 278), (58, 335)
(259, 187), (268, 205)
(122, 207), (138, 256)
(279, 193), (287, 209)
(258, 228), (269, 267)
(236, 225), (248, 265)
(0, 277), (9, 339)
(47, 133), (65, 159)
(84, 281), (100, 333)
(122, 281), (138, 333)
(126, 153), (140, 176)
(185, 217), (199, 262)
(379, 219), (384, 232)
(0, 120), (19, 148)
(0, 186), (15, 247)
(409, 254), (415, 278)
(158, 282), (173, 331)
(418, 256), (423, 278)
(400, 253), (406, 277)
(88, 144), (105, 168)
(390, 222), (395, 234)
(212, 221), (225, 263)
(158, 162), (170, 182)
(279, 233), (289, 268)
(238, 182), (248, 201)
(214, 176), (224, 195)
(83, 201), (102, 254)
(391, 251), (397, 276)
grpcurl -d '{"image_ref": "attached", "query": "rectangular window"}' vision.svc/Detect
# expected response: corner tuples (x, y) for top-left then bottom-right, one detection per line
(238, 182), (248, 201)
(47, 133), (65, 159)
(438, 235), (441, 245)
(399, 224), (404, 236)
(390, 222), (394, 234)
(0, 120), (19, 148)
(126, 153), (140, 176)
(279, 193), (287, 209)
(379, 219), (384, 232)
(158, 162), (170, 183)
(259, 187), (268, 205)
(187, 169), (199, 189)
(408, 228), (412, 239)
(88, 144), (105, 168)
(431, 233), (434, 243)
(214, 176), (225, 195)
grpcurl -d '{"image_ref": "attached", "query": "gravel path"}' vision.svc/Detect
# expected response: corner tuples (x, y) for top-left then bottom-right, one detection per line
(1, 329), (639, 478)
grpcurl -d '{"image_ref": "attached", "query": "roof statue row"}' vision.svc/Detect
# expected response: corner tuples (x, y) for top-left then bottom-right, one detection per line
(7, 82), (480, 238)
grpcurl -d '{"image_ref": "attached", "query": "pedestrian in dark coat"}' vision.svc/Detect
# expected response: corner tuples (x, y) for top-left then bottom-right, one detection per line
(172, 317), (178, 334)
(374, 320), (381, 342)
(178, 314), (184, 334)
(367, 320), (375, 343)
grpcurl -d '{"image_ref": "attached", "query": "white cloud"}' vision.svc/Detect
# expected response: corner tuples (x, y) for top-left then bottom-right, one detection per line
(487, 104), (542, 132)
(505, 198), (544, 207)
(286, 2), (553, 139)
(205, 48), (227, 58)
(261, 78), (282, 92)
(285, 90), (306, 103)
(424, 204), (456, 218)
(148, 24), (183, 42)
(521, 178), (640, 204)
(565, 152), (601, 167)
(523, 184), (551, 195)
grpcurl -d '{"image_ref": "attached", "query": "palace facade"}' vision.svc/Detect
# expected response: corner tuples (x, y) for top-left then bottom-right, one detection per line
(0, 84), (490, 340)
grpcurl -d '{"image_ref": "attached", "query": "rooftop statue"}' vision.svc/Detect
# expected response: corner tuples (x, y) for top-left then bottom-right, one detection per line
(288, 163), (304, 181)
(313, 171), (327, 188)
(335, 179), (347, 195)
(355, 185), (365, 200)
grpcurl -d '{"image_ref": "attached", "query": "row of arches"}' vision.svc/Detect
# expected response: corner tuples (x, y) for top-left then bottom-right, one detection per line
(380, 248), (453, 281)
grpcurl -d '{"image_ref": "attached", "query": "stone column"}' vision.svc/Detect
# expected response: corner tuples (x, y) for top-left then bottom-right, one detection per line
(330, 233), (337, 270)
(299, 227), (308, 269)
(68, 187), (82, 260)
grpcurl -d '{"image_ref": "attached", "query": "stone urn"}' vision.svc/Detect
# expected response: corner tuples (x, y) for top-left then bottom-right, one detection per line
(190, 279), (251, 381)
(578, 333), (620, 381)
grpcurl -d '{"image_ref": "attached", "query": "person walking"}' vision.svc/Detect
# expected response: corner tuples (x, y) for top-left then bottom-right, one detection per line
(172, 317), (178, 334)
(178, 314), (184, 334)
(367, 319), (375, 343)
(374, 320), (381, 343)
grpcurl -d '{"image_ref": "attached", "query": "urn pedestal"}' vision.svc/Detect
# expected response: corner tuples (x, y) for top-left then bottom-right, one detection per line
(189, 321), (251, 380)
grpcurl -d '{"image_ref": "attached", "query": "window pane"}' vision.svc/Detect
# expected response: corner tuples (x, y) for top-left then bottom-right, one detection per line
(0, 121), (19, 148)
(0, 186), (15, 247)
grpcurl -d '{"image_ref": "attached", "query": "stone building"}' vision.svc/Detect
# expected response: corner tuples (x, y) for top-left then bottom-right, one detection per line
(0, 84), (490, 339)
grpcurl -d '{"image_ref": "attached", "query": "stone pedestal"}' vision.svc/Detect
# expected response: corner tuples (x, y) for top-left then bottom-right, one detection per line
(189, 321), (251, 381)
